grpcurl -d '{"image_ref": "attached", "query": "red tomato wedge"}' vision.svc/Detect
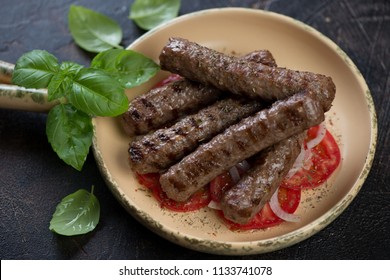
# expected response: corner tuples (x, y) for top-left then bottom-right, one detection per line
(280, 126), (341, 190)
(136, 173), (211, 212)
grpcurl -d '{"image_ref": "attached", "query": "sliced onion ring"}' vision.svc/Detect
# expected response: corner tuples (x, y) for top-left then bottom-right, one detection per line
(269, 187), (301, 222)
(306, 122), (327, 149)
(285, 144), (308, 179)
(285, 123), (325, 179)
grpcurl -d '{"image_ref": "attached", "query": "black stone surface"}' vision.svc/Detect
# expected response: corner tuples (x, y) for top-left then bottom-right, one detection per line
(0, 0), (389, 259)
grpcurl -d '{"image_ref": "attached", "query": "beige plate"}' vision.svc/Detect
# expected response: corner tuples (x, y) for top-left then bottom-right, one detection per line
(92, 8), (377, 255)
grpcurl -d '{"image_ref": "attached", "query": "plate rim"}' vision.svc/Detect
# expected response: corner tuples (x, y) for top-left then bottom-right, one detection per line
(92, 7), (377, 255)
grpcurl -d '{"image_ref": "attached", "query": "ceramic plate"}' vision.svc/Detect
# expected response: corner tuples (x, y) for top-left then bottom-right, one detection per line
(92, 8), (377, 255)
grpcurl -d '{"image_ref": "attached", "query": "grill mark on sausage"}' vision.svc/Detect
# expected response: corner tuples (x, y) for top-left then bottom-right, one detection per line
(188, 116), (200, 128)
(172, 126), (186, 136)
(159, 93), (325, 202)
(157, 132), (170, 142)
(140, 97), (155, 109)
(171, 82), (184, 92)
(128, 145), (143, 161)
(130, 109), (141, 120)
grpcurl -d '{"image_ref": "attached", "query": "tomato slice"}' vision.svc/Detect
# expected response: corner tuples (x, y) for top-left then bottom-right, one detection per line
(136, 172), (211, 212)
(280, 126), (341, 190)
(136, 172), (160, 189)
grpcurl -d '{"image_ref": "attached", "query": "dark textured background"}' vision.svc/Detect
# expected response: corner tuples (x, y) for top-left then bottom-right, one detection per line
(0, 0), (389, 259)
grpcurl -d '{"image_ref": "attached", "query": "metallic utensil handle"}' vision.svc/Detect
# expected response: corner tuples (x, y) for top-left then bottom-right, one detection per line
(0, 61), (57, 112)
(0, 84), (57, 112)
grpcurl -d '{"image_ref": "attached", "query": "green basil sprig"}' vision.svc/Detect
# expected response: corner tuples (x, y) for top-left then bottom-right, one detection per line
(68, 5), (123, 53)
(12, 49), (158, 171)
(130, 0), (181, 30)
(13, 2), (174, 237)
(49, 186), (100, 236)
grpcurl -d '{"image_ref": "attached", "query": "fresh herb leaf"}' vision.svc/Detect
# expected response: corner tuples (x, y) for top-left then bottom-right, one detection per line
(91, 49), (160, 88)
(68, 5), (123, 52)
(47, 62), (83, 101)
(67, 68), (128, 116)
(46, 103), (93, 171)
(130, 0), (181, 30)
(12, 50), (59, 88)
(49, 186), (100, 236)
(48, 73), (71, 102)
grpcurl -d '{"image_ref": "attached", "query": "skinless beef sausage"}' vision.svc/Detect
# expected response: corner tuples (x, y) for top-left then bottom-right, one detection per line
(159, 93), (325, 202)
(122, 49), (277, 136)
(220, 132), (305, 224)
(159, 37), (335, 112)
(129, 97), (264, 174)
(121, 79), (221, 136)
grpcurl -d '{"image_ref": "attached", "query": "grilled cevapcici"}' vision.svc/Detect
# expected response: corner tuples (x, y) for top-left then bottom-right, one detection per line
(124, 37), (336, 225)
(159, 37), (335, 111)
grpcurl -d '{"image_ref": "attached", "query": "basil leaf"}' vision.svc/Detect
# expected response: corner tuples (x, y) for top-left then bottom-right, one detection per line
(47, 62), (83, 101)
(12, 50), (59, 88)
(130, 0), (181, 30)
(46, 104), (93, 171)
(67, 68), (128, 116)
(68, 5), (123, 52)
(91, 49), (160, 88)
(49, 187), (100, 236)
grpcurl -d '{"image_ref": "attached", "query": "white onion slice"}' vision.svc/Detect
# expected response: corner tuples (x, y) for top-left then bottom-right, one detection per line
(229, 165), (240, 183)
(306, 122), (327, 149)
(208, 200), (221, 210)
(269, 187), (301, 222)
(285, 144), (307, 179)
